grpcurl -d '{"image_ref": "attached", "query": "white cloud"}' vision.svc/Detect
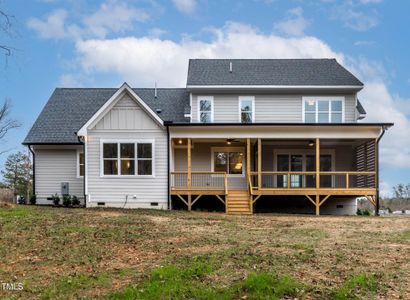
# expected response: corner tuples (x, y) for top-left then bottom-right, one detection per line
(27, 9), (69, 39)
(75, 22), (343, 87)
(148, 28), (167, 38)
(330, 3), (379, 31)
(27, 0), (149, 40)
(273, 7), (309, 37)
(172, 0), (196, 14)
(83, 0), (149, 38)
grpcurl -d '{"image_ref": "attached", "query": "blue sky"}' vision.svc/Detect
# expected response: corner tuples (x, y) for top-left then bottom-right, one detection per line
(1, 0), (409, 195)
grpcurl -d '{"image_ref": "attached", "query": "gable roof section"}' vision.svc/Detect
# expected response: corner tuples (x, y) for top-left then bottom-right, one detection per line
(23, 86), (190, 144)
(187, 59), (364, 87)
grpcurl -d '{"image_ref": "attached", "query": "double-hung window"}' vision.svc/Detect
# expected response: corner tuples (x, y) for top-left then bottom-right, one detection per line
(239, 96), (254, 123)
(102, 141), (154, 176)
(198, 97), (213, 123)
(303, 97), (344, 123)
(77, 152), (84, 177)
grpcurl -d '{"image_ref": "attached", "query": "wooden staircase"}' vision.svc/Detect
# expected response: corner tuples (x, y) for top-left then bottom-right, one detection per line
(226, 190), (252, 215)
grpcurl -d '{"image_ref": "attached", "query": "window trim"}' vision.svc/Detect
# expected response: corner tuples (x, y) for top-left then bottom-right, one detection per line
(99, 139), (155, 178)
(197, 96), (214, 123)
(302, 96), (345, 123)
(77, 150), (84, 178)
(211, 147), (245, 177)
(238, 96), (255, 123)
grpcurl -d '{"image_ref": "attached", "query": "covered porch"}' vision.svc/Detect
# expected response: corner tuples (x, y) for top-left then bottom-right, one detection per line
(168, 124), (383, 215)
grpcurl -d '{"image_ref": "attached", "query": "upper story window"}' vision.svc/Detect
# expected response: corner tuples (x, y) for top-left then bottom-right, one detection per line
(239, 96), (255, 123)
(198, 96), (213, 123)
(101, 140), (154, 176)
(303, 97), (344, 123)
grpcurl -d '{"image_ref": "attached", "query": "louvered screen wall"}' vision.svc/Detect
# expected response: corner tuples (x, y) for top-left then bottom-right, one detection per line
(355, 140), (376, 188)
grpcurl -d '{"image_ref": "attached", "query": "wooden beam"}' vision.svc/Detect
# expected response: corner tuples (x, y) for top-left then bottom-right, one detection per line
(176, 194), (188, 207)
(315, 194), (320, 216)
(215, 195), (225, 205)
(316, 138), (320, 189)
(191, 195), (202, 206)
(319, 195), (331, 207)
(247, 138), (251, 180)
(305, 195), (316, 206)
(187, 138), (192, 211)
(252, 195), (262, 204)
(258, 138), (262, 190)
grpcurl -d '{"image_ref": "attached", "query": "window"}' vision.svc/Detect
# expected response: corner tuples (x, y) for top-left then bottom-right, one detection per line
(239, 97), (254, 123)
(303, 97), (344, 123)
(198, 97), (213, 123)
(101, 141), (154, 176)
(78, 152), (84, 177)
(213, 148), (244, 175)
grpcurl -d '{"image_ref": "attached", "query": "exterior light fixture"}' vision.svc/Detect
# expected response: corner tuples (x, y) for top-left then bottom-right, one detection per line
(308, 140), (315, 147)
(178, 139), (183, 144)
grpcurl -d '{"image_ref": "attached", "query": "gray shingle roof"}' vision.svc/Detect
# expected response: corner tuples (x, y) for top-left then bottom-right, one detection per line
(187, 59), (363, 86)
(23, 88), (190, 144)
(356, 99), (366, 115)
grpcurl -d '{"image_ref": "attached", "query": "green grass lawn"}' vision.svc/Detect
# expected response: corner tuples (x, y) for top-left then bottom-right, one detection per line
(0, 206), (409, 299)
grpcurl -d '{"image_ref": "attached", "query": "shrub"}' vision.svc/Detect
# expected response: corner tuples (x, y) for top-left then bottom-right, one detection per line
(357, 208), (372, 216)
(52, 194), (60, 206)
(72, 195), (80, 206)
(62, 195), (72, 207)
(29, 195), (37, 205)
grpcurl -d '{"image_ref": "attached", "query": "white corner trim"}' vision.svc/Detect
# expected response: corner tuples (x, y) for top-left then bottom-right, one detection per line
(238, 96), (255, 123)
(77, 83), (163, 136)
(197, 96), (214, 123)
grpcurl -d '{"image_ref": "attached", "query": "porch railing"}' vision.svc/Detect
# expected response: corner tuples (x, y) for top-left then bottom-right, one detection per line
(249, 171), (376, 190)
(171, 171), (228, 194)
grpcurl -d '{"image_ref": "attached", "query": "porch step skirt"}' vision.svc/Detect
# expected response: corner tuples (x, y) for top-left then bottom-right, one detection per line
(226, 190), (252, 215)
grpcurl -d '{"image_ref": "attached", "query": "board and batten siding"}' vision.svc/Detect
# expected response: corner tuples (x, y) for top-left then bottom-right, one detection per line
(87, 93), (168, 209)
(34, 147), (84, 205)
(191, 93), (357, 123)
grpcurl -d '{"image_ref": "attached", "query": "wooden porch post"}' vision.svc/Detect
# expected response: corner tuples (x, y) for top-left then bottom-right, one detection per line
(375, 138), (379, 216)
(315, 138), (320, 215)
(257, 138), (261, 190)
(247, 138), (252, 213)
(187, 138), (192, 211)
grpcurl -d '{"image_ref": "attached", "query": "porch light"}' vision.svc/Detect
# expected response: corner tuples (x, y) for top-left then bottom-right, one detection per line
(227, 140), (232, 145)
(308, 140), (315, 147)
(178, 139), (183, 144)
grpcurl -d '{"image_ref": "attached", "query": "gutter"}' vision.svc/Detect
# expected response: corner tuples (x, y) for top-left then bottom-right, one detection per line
(28, 145), (35, 196)
(164, 122), (395, 127)
(375, 126), (389, 216)
(167, 126), (171, 210)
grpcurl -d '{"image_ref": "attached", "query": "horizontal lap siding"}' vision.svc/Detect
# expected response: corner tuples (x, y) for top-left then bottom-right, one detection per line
(88, 93), (168, 209)
(35, 148), (83, 204)
(192, 93), (356, 123)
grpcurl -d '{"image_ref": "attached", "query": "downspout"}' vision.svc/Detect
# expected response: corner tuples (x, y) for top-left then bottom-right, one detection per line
(166, 125), (171, 210)
(28, 145), (35, 196)
(77, 135), (86, 207)
(375, 127), (387, 216)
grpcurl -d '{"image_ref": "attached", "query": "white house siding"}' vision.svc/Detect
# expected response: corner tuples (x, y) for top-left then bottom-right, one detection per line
(86, 93), (168, 209)
(34, 146), (84, 205)
(191, 93), (356, 123)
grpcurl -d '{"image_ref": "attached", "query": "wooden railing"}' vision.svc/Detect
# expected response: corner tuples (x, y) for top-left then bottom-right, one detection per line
(171, 171), (228, 193)
(249, 171), (376, 190)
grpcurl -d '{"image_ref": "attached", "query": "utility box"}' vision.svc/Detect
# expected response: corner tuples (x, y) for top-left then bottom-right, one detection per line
(61, 182), (69, 195)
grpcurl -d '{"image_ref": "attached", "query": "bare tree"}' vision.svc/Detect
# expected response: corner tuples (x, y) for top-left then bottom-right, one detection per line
(0, 8), (15, 58)
(0, 99), (20, 153)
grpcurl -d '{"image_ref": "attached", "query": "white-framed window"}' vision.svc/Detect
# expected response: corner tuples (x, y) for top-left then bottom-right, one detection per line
(211, 147), (245, 176)
(100, 140), (154, 177)
(239, 96), (255, 123)
(198, 96), (213, 123)
(303, 97), (344, 123)
(77, 151), (84, 178)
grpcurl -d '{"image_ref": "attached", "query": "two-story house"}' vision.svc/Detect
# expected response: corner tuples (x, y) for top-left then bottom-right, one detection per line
(23, 59), (393, 215)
